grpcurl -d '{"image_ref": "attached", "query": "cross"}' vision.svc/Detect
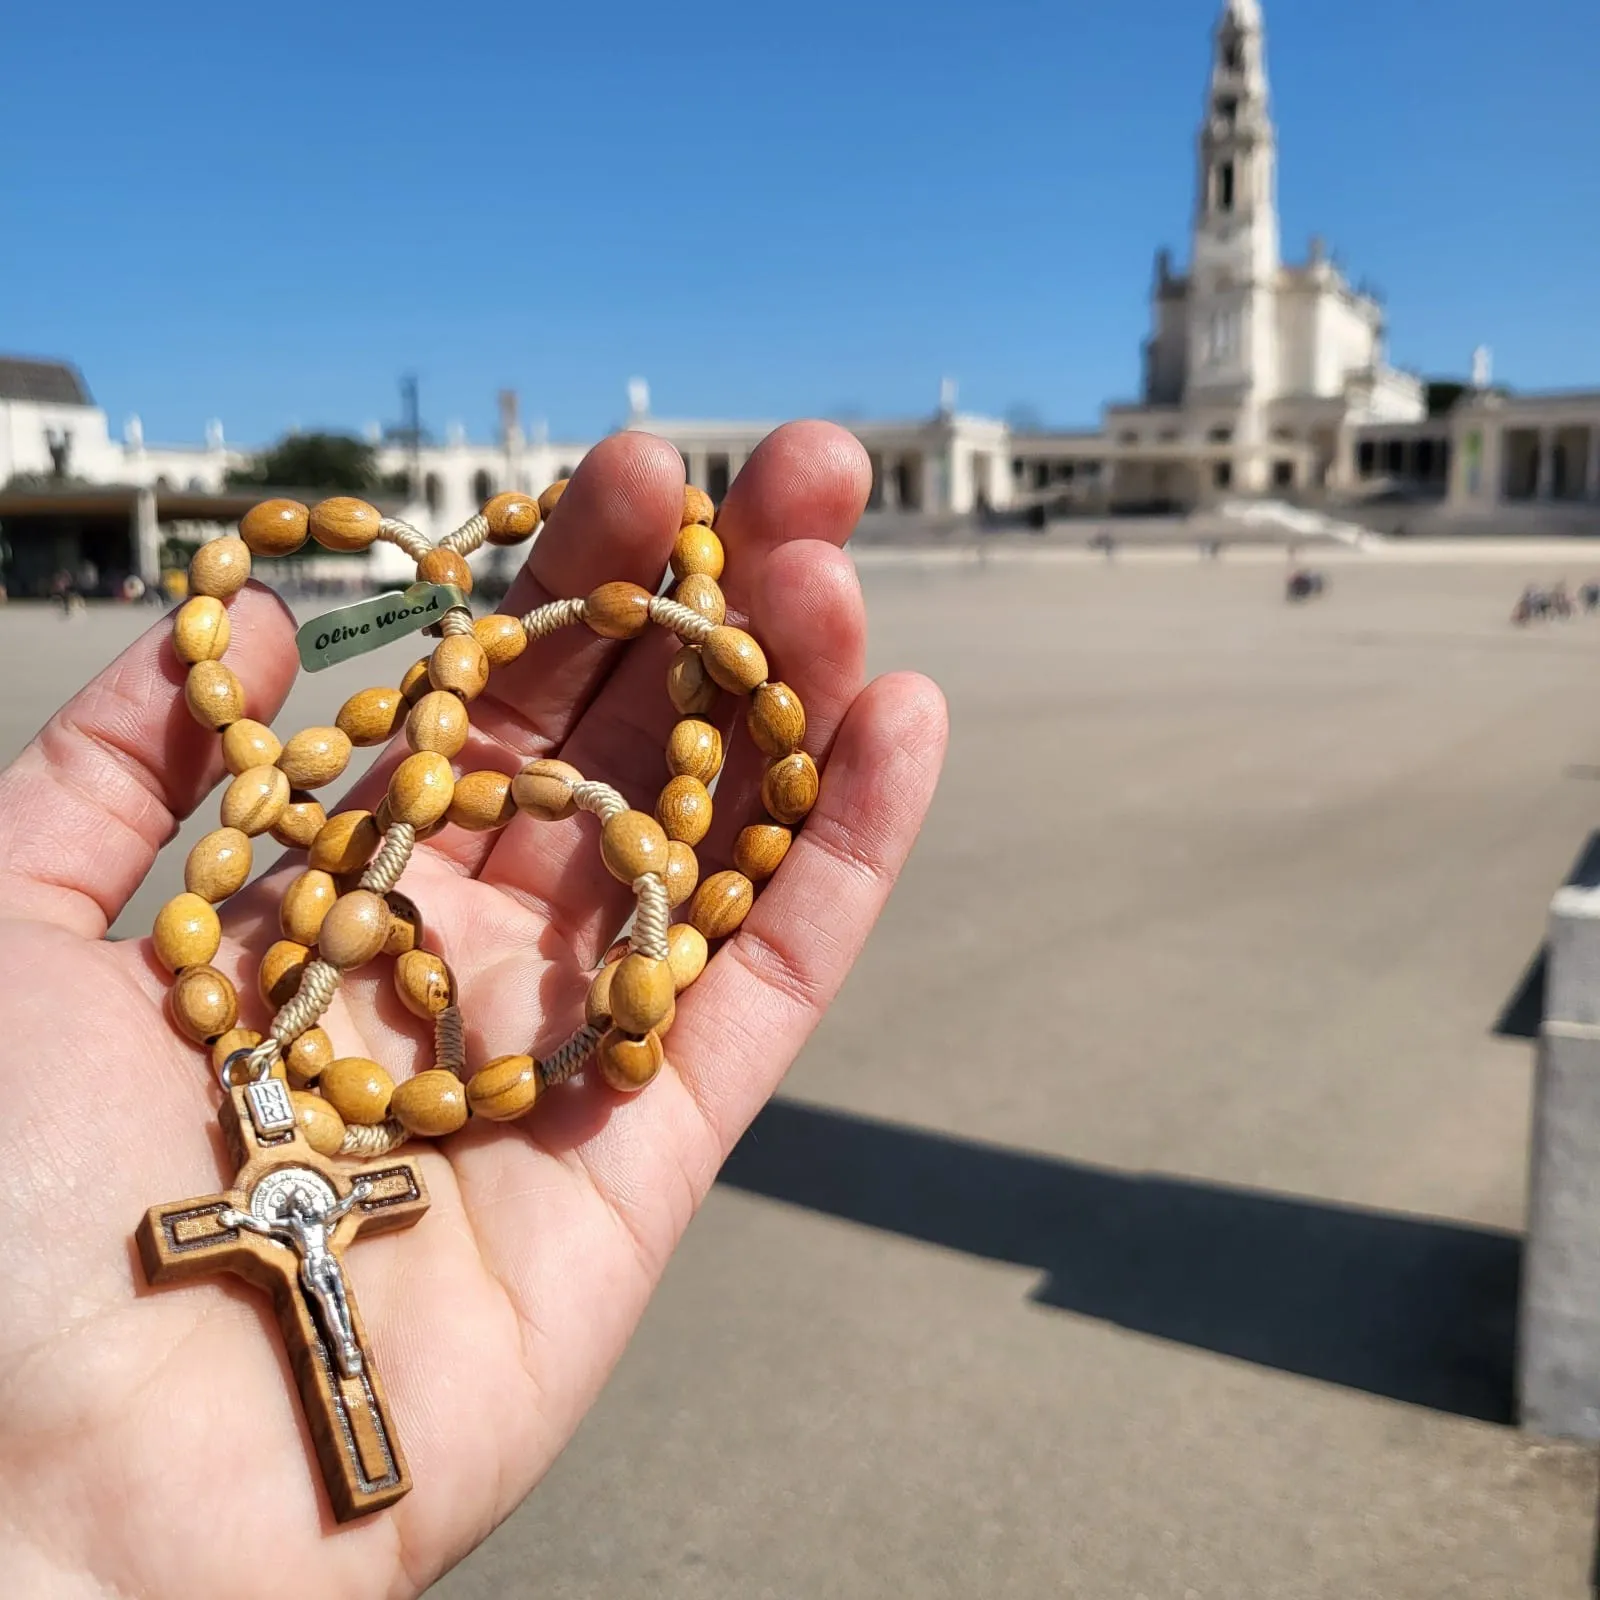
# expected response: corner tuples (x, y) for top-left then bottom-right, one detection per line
(136, 1082), (430, 1522)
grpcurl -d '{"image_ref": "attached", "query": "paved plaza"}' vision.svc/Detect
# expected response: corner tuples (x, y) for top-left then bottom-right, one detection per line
(9, 549), (1600, 1596)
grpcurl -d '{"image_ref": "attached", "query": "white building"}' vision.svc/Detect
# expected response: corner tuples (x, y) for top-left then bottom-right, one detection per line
(4, 0), (1600, 592)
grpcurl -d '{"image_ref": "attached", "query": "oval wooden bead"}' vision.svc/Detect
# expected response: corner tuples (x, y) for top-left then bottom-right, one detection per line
(221, 718), (281, 775)
(189, 535), (251, 600)
(172, 595), (230, 664)
(537, 479), (568, 521)
(688, 870), (755, 941)
(290, 1091), (347, 1157)
(285, 1026), (334, 1086)
(417, 546), (473, 594)
(484, 491), (540, 544)
(169, 964), (238, 1043)
(674, 573), (726, 625)
(584, 581), (653, 640)
(667, 646), (719, 715)
(734, 822), (792, 881)
(762, 751), (820, 825)
(260, 940), (311, 1007)
(239, 499), (308, 557)
(663, 840), (699, 908)
(512, 757), (582, 822)
(405, 690), (469, 758)
(279, 869), (338, 945)
(153, 893), (222, 972)
(428, 635), (489, 701)
(221, 764), (289, 836)
(212, 1027), (265, 1078)
(184, 660), (244, 730)
(600, 809), (670, 883)
(184, 827), (252, 902)
(278, 726), (352, 789)
(585, 959), (620, 1029)
(391, 1069), (469, 1137)
(394, 949), (455, 1018)
(337, 686), (405, 746)
(474, 612), (527, 667)
(388, 751), (455, 828)
(670, 523), (725, 581)
(682, 484), (716, 527)
(271, 794), (326, 850)
(308, 810), (381, 876)
(319, 1057), (396, 1125)
(667, 922), (709, 991)
(701, 626), (767, 693)
(317, 890), (391, 970)
(666, 717), (723, 782)
(448, 770), (515, 831)
(748, 681), (807, 757)
(308, 496), (380, 552)
(399, 656), (432, 704)
(610, 954), (675, 1034)
(597, 1028), (664, 1093)
(383, 891), (424, 955)
(467, 1054), (541, 1120)
(656, 775), (712, 846)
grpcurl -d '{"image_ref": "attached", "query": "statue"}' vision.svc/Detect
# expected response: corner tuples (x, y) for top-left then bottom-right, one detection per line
(221, 1180), (373, 1377)
(1472, 346), (1493, 391)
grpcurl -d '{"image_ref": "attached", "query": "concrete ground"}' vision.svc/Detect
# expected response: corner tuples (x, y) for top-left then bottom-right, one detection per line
(7, 551), (1600, 1597)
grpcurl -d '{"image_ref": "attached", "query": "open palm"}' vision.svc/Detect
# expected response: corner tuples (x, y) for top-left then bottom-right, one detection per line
(0, 424), (947, 1599)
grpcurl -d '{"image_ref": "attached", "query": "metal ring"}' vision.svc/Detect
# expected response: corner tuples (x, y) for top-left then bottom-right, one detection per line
(216, 1042), (276, 1094)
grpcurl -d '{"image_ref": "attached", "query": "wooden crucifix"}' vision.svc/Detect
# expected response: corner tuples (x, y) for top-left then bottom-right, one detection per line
(136, 1080), (429, 1522)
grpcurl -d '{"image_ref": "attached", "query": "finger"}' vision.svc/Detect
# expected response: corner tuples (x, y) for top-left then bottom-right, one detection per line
(477, 451), (869, 959)
(471, 430), (683, 752)
(694, 540), (867, 868)
(672, 672), (948, 1151)
(328, 431), (684, 875)
(464, 672), (948, 1291)
(711, 421), (872, 610)
(0, 584), (299, 936)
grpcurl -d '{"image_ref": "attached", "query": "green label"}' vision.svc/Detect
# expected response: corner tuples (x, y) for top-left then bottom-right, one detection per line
(295, 583), (468, 672)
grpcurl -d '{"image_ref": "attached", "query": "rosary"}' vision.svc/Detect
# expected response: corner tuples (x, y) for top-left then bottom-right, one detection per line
(134, 483), (816, 1521)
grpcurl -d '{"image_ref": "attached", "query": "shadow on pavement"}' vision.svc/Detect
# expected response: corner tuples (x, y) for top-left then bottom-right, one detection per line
(720, 1099), (1518, 1424)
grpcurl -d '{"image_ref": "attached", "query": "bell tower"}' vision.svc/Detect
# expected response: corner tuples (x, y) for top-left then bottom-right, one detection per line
(1187, 0), (1280, 459)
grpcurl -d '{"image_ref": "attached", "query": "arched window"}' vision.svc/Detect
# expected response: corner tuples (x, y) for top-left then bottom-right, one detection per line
(424, 473), (443, 513)
(472, 469), (495, 505)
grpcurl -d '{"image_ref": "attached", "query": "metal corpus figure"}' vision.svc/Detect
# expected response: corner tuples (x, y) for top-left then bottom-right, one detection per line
(221, 1181), (373, 1377)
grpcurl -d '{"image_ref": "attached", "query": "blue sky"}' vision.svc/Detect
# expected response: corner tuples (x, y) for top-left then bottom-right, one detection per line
(4, 0), (1597, 447)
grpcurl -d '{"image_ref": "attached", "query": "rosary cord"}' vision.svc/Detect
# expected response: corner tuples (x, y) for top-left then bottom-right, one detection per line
(439, 512), (490, 557)
(361, 822), (417, 895)
(438, 606), (475, 638)
(522, 597), (587, 639)
(536, 1023), (603, 1088)
(631, 873), (670, 962)
(377, 518), (434, 563)
(647, 595), (716, 644)
(339, 1118), (410, 1157)
(270, 959), (340, 1046)
(435, 1004), (467, 1076)
(572, 779), (628, 824)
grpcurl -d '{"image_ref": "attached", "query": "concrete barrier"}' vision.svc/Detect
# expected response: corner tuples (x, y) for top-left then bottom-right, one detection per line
(1518, 883), (1600, 1438)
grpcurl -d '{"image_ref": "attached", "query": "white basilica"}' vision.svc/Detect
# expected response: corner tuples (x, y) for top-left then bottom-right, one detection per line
(3, 0), (1600, 591)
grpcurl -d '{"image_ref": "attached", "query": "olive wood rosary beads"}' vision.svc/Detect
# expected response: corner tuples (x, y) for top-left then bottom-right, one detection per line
(135, 479), (817, 1520)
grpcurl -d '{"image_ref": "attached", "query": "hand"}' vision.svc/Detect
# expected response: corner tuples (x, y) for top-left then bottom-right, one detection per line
(0, 424), (947, 1598)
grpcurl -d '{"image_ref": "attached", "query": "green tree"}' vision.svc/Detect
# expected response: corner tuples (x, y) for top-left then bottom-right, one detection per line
(226, 432), (388, 494)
